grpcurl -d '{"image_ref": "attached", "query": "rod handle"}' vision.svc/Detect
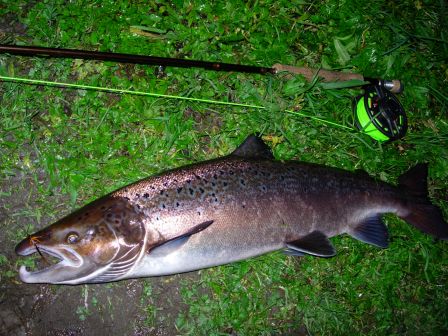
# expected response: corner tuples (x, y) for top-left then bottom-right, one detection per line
(273, 64), (403, 93)
(273, 63), (364, 82)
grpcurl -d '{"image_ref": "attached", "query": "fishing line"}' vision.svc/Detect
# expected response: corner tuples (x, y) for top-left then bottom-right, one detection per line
(0, 44), (409, 141)
(0, 74), (354, 131)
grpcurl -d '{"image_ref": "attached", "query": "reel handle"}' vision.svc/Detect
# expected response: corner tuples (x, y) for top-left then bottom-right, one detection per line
(376, 79), (403, 94)
(273, 64), (403, 94)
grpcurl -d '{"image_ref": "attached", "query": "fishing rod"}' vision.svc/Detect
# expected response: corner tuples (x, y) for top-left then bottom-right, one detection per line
(0, 44), (407, 142)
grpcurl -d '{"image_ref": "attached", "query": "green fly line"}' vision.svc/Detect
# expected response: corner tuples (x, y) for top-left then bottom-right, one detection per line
(0, 75), (354, 132)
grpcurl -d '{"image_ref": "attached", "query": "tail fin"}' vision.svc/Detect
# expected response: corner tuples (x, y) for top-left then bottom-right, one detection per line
(398, 164), (448, 239)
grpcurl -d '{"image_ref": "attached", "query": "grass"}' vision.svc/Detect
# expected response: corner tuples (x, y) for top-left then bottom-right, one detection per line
(0, 0), (447, 335)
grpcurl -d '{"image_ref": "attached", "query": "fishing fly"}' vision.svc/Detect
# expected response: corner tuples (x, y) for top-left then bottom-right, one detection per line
(27, 235), (49, 266)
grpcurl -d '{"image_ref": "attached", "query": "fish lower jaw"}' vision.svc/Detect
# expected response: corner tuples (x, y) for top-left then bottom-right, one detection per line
(18, 265), (31, 282)
(19, 257), (80, 283)
(18, 247), (83, 283)
(18, 264), (49, 283)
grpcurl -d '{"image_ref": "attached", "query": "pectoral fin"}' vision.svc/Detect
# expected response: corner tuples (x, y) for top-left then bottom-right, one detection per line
(285, 231), (336, 258)
(150, 220), (214, 257)
(177, 220), (214, 238)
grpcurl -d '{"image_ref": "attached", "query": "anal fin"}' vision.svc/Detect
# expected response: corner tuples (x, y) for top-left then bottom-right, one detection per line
(286, 231), (336, 258)
(349, 215), (389, 248)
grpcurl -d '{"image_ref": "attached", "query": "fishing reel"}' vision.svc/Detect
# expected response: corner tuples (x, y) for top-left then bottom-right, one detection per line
(353, 80), (407, 142)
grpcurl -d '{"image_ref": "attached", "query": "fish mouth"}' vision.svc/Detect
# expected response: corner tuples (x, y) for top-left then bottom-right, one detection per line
(17, 244), (83, 284)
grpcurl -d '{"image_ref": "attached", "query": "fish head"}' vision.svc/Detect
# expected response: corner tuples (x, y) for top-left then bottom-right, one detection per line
(15, 197), (146, 284)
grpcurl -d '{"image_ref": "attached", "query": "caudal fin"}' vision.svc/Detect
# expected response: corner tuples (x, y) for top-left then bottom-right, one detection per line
(398, 164), (448, 239)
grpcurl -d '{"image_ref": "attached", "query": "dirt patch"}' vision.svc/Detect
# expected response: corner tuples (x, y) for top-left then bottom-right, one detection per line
(0, 275), (196, 336)
(183, 107), (223, 135)
(0, 13), (27, 43)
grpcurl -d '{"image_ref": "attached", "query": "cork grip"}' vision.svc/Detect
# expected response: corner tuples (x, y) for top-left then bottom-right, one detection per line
(273, 63), (364, 82)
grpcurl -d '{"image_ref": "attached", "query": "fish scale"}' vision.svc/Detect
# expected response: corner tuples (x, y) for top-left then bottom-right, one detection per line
(15, 135), (448, 284)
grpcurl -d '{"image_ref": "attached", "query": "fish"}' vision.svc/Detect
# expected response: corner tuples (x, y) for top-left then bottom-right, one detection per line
(15, 135), (448, 284)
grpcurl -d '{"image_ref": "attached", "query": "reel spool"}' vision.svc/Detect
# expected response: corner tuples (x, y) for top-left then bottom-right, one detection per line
(353, 84), (407, 142)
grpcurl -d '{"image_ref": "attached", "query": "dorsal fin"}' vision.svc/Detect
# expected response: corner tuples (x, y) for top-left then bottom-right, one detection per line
(231, 135), (274, 160)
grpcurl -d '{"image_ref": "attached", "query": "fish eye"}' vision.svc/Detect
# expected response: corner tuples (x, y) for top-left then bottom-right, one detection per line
(66, 232), (79, 244)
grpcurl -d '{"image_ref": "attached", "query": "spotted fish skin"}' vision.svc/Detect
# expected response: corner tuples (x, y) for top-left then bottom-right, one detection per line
(15, 135), (448, 284)
(119, 158), (384, 249)
(123, 157), (401, 278)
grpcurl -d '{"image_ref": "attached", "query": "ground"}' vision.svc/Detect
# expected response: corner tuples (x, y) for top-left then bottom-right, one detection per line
(1, 1), (447, 335)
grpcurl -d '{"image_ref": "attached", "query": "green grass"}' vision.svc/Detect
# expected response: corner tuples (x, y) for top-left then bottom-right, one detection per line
(1, 0), (447, 335)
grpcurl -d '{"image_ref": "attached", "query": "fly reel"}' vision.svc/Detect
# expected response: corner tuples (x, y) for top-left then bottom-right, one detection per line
(353, 82), (407, 142)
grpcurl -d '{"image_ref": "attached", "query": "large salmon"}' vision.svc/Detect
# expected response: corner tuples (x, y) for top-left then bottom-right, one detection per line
(15, 135), (447, 284)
